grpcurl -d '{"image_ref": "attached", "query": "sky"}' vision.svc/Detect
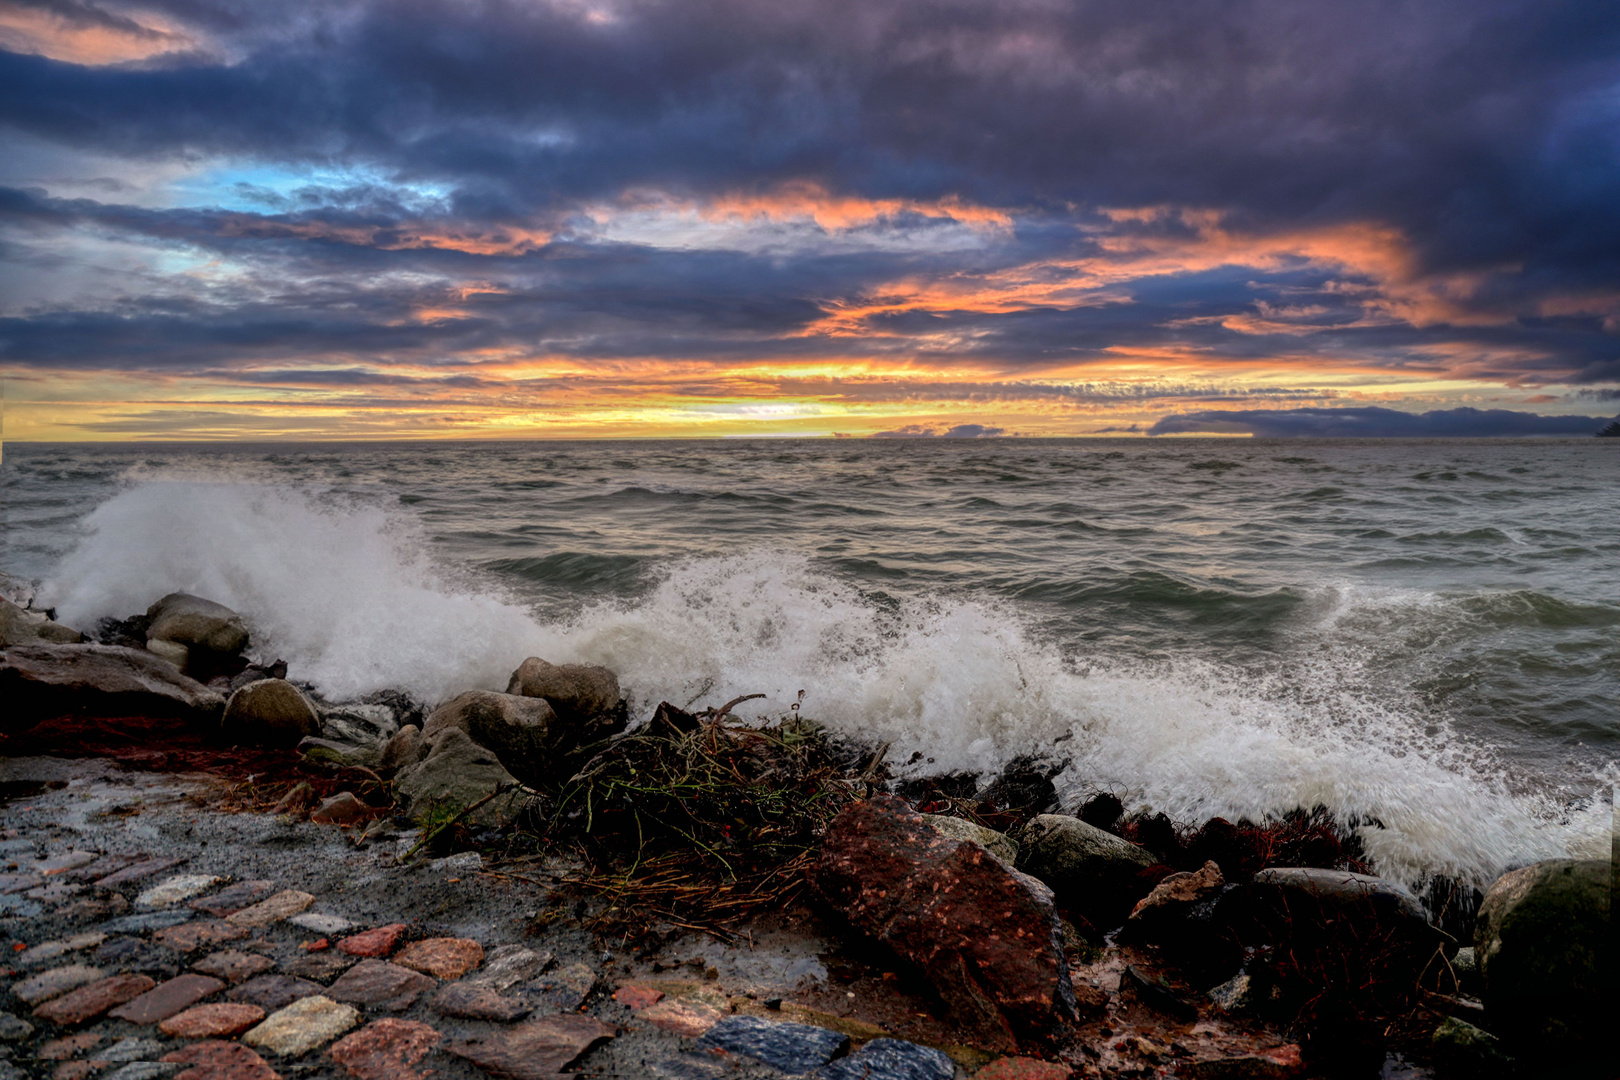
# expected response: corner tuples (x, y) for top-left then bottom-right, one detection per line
(1, 0), (1618, 439)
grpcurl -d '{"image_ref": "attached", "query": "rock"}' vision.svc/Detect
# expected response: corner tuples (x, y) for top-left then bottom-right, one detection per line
(222, 680), (320, 747)
(1247, 867), (1453, 964)
(0, 570), (36, 608)
(145, 593), (249, 656)
(298, 737), (381, 770)
(696, 1015), (848, 1073)
(0, 598), (83, 646)
(467, 945), (550, 991)
(810, 795), (1075, 1053)
(32, 974), (155, 1025)
(318, 703), (399, 746)
(0, 644), (224, 723)
(226, 889), (315, 928)
(38, 1032), (101, 1059)
(327, 959), (437, 1012)
(226, 974), (326, 1011)
(99, 910), (194, 935)
(640, 998), (723, 1036)
(812, 1037), (955, 1080)
(393, 937), (483, 980)
(336, 924), (408, 959)
(310, 793), (370, 826)
(13, 964), (106, 1006)
(430, 983), (531, 1022)
(1449, 946), (1481, 996)
(505, 656), (621, 719)
(391, 727), (522, 826)
(94, 938), (180, 979)
(146, 638), (190, 670)
(17, 933), (106, 969)
(95, 858), (187, 888)
(191, 880), (274, 917)
(446, 1015), (615, 1080)
(1176, 1047), (1304, 1079)
(137, 874), (225, 910)
(1015, 814), (1157, 922)
(1130, 860), (1225, 921)
(527, 961), (596, 1013)
(289, 912), (355, 936)
(108, 973), (226, 1024)
(925, 814), (1019, 864)
(420, 690), (579, 787)
(242, 995), (360, 1058)
(284, 952), (355, 983)
(1118, 964), (1198, 1022)
(190, 951), (275, 984)
(0, 1014), (33, 1043)
(378, 725), (424, 775)
(160, 1040), (278, 1080)
(158, 1002), (265, 1038)
(1250, 867), (1435, 930)
(612, 984), (664, 1009)
(975, 1058), (1074, 1080)
(1474, 859), (1606, 1052)
(328, 1018), (440, 1080)
(1430, 1017), (1514, 1077)
(1120, 861), (1242, 982)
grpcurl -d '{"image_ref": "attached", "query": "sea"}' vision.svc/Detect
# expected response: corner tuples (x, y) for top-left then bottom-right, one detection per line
(3, 438), (1616, 887)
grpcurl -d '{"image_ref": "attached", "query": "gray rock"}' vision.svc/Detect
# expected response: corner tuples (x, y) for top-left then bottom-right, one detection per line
(1431, 1017), (1514, 1077)
(0, 1014), (32, 1043)
(1450, 946), (1481, 996)
(924, 814), (1019, 864)
(812, 1038), (953, 1080)
(0, 598), (83, 647)
(1015, 813), (1157, 917)
(0, 571), (36, 609)
(506, 656), (621, 719)
(296, 737), (379, 769)
(319, 703), (399, 745)
(379, 725), (425, 775)
(1251, 867), (1434, 929)
(326, 959), (436, 1012)
(0, 644), (225, 723)
(392, 727), (522, 826)
(144, 639), (190, 670)
(222, 679), (321, 747)
(99, 910), (195, 934)
(145, 593), (249, 655)
(422, 691), (563, 786)
(524, 961), (596, 1013)
(695, 1015), (849, 1073)
(102, 1065), (180, 1080)
(470, 946), (552, 992)
(1475, 859), (1606, 1052)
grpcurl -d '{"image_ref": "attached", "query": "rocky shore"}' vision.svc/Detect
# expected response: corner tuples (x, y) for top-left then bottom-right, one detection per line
(0, 580), (1608, 1079)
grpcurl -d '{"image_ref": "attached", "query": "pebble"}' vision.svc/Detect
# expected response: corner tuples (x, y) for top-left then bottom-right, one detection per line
(62, 854), (142, 883)
(429, 851), (482, 874)
(13, 964), (106, 1006)
(109, 973), (226, 1025)
(327, 959), (437, 1012)
(974, 1058), (1075, 1080)
(17, 933), (107, 969)
(394, 937), (483, 980)
(100, 911), (195, 936)
(39, 1033), (101, 1060)
(96, 1036), (168, 1063)
(242, 995), (360, 1058)
(614, 984), (665, 1009)
(153, 921), (246, 953)
(225, 974), (326, 1011)
(94, 859), (186, 889)
(33, 975), (156, 1025)
(335, 924), (407, 958)
(0, 1015), (33, 1042)
(225, 890), (315, 929)
(161, 1039), (279, 1079)
(288, 913), (353, 936)
(469, 945), (550, 991)
(136, 875), (224, 910)
(430, 982), (532, 1022)
(190, 881), (274, 918)
(639, 999), (724, 1037)
(445, 1015), (615, 1080)
(529, 961), (596, 1013)
(696, 1016), (849, 1074)
(191, 951), (275, 984)
(814, 1038), (957, 1080)
(283, 951), (353, 983)
(328, 1018), (440, 1080)
(159, 1002), (266, 1038)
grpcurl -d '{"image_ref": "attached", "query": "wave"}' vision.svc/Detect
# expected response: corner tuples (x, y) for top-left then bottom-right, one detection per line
(40, 476), (1614, 889)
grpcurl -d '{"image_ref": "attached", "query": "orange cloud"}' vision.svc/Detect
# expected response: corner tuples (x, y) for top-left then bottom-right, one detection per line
(606, 181), (1014, 232)
(0, 2), (194, 65)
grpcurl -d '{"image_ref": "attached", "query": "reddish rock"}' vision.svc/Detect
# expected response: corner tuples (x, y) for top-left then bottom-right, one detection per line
(639, 999), (723, 1037)
(110, 972), (226, 1024)
(328, 1018), (440, 1080)
(336, 924), (407, 958)
(155, 920), (247, 953)
(160, 1002), (267, 1037)
(33, 974), (155, 1025)
(976, 1058), (1074, 1080)
(191, 880), (276, 917)
(613, 984), (665, 1010)
(39, 1033), (101, 1060)
(430, 982), (531, 1022)
(225, 974), (325, 1011)
(393, 937), (483, 980)
(193, 950), (276, 984)
(310, 793), (370, 826)
(225, 890), (314, 929)
(52, 1062), (99, 1080)
(162, 1039), (281, 1080)
(1130, 860), (1225, 920)
(327, 959), (436, 1012)
(445, 1015), (616, 1080)
(808, 795), (1074, 1052)
(93, 858), (186, 888)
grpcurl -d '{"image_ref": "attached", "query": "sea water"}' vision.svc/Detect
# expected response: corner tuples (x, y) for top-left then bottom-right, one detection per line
(3, 438), (1615, 886)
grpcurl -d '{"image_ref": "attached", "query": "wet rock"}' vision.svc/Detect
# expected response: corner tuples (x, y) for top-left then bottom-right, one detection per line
(1474, 858), (1606, 1054)
(1449, 946), (1481, 996)
(33, 974), (155, 1025)
(392, 728), (522, 826)
(446, 1015), (615, 1080)
(327, 959), (436, 1012)
(147, 637), (191, 670)
(978, 755), (1067, 822)
(160, 1040), (279, 1080)
(421, 690), (583, 788)
(145, 593), (249, 657)
(1077, 793), (1124, 832)
(38, 1032), (101, 1060)
(612, 984), (664, 1009)
(328, 1018), (440, 1080)
(159, 1002), (265, 1038)
(812, 1037), (954, 1080)
(1129, 860), (1225, 921)
(393, 937), (483, 980)
(14, 964), (106, 1006)
(96, 858), (187, 889)
(924, 814), (1019, 864)
(298, 738), (380, 770)
(505, 656), (622, 720)
(336, 924), (407, 959)
(430, 983), (531, 1022)
(242, 995), (360, 1058)
(1015, 814), (1157, 922)
(0, 1014), (33, 1043)
(1430, 1017), (1513, 1078)
(974, 1058), (1073, 1080)
(1118, 964), (1197, 1023)
(0, 598), (83, 647)
(225, 974), (326, 1011)
(1120, 861), (1242, 982)
(222, 680), (320, 747)
(0, 644), (225, 723)
(309, 793), (369, 826)
(223, 889), (313, 929)
(283, 951), (353, 983)
(137, 875), (225, 910)
(697, 1015), (848, 1073)
(810, 795), (1074, 1053)
(378, 725), (424, 775)
(318, 703), (400, 747)
(191, 951), (275, 984)
(640, 998), (723, 1036)
(289, 912), (355, 936)
(94, 939), (180, 979)
(527, 961), (596, 1013)
(109, 973), (226, 1024)
(1176, 1047), (1305, 1079)
(467, 945), (550, 991)
(1250, 868), (1436, 932)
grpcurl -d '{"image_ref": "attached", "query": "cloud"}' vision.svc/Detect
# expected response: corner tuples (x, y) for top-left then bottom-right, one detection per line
(1145, 406), (1618, 437)
(870, 422), (1005, 438)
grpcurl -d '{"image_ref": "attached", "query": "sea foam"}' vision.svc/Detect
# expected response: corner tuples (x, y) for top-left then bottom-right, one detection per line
(44, 476), (1612, 888)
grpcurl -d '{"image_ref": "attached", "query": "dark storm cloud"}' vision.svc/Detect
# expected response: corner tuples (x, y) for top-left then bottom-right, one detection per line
(1146, 406), (1617, 437)
(869, 423), (1006, 438)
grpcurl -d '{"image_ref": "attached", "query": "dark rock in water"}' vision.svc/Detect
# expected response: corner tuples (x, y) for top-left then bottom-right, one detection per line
(1249, 868), (1446, 948)
(812, 1037), (953, 1080)
(1430, 1017), (1514, 1077)
(0, 643), (225, 723)
(1015, 814), (1158, 925)
(318, 702), (400, 746)
(1474, 859), (1606, 1057)
(695, 1015), (849, 1073)
(222, 678), (321, 746)
(228, 660), (288, 692)
(0, 598), (83, 647)
(96, 612), (153, 650)
(648, 700), (702, 736)
(1121, 861), (1244, 984)
(506, 656), (621, 720)
(1128, 811), (1184, 863)
(892, 770), (979, 806)
(1119, 964), (1198, 1022)
(392, 727), (522, 826)
(145, 593), (249, 656)
(978, 755), (1067, 824)
(810, 795), (1075, 1052)
(1077, 792), (1124, 833)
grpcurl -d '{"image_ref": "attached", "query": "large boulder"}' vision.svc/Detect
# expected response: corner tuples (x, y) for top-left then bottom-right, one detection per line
(1474, 859), (1606, 1054)
(924, 814), (1019, 865)
(0, 598), (83, 647)
(809, 795), (1075, 1053)
(146, 593), (249, 656)
(393, 727), (522, 827)
(505, 657), (620, 720)
(0, 643), (225, 724)
(1249, 867), (1443, 942)
(424, 689), (620, 787)
(1015, 814), (1158, 923)
(222, 679), (321, 746)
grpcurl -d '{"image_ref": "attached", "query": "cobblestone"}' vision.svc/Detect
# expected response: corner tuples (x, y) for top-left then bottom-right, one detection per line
(242, 995), (360, 1058)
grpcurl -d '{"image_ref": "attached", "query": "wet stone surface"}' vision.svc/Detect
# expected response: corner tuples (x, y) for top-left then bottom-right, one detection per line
(326, 959), (437, 1012)
(696, 1015), (850, 1073)
(813, 1038), (956, 1080)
